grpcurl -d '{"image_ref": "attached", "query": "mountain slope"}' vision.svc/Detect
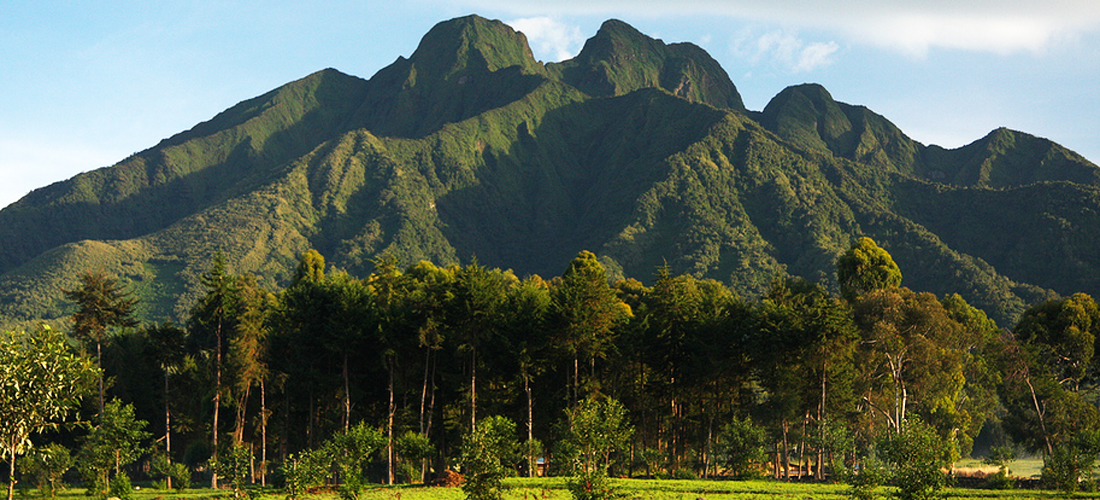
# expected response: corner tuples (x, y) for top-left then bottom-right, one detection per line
(2, 14), (1098, 329)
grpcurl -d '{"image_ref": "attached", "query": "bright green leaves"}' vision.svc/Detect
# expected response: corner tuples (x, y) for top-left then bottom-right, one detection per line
(837, 237), (902, 301)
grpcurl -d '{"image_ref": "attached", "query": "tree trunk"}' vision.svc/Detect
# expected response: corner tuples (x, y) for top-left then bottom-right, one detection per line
(261, 377), (267, 487)
(343, 353), (351, 432)
(212, 323), (222, 489)
(470, 348), (477, 432)
(388, 355), (395, 485)
(782, 420), (790, 480)
(7, 439), (17, 500)
(526, 371), (534, 477)
(420, 349), (430, 434)
(165, 370), (173, 490)
(817, 361), (826, 481)
(97, 340), (105, 416)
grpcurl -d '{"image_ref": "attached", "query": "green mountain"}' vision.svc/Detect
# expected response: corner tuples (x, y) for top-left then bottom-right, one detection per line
(2, 15), (1098, 328)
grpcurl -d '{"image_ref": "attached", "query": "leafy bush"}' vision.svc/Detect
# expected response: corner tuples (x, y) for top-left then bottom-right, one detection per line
(713, 417), (768, 479)
(328, 422), (385, 500)
(877, 418), (956, 500)
(461, 416), (519, 500)
(107, 472), (133, 500)
(212, 442), (253, 498)
(22, 443), (73, 499)
(280, 449), (331, 500)
(150, 453), (191, 491)
(566, 470), (622, 500)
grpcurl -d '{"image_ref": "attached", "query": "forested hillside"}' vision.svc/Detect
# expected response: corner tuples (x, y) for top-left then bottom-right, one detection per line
(2, 14), (1099, 330)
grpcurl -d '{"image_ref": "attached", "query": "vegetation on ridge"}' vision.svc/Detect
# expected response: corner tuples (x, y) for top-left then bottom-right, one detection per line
(1, 14), (1098, 332)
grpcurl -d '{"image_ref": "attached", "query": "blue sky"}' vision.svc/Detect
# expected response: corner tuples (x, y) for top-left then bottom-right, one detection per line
(2, 0), (1099, 209)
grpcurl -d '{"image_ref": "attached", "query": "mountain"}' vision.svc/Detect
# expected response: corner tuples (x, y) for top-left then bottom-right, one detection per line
(3, 14), (1099, 329)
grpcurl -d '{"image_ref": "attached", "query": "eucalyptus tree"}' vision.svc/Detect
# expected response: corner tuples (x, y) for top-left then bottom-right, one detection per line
(63, 270), (137, 415)
(1001, 293), (1100, 488)
(0, 326), (97, 500)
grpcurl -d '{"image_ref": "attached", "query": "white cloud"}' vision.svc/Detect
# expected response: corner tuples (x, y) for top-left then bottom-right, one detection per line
(461, 0), (1100, 55)
(733, 29), (839, 73)
(506, 17), (585, 62)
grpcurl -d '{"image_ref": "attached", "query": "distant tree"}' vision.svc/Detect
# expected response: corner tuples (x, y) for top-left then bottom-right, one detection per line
(0, 326), (97, 500)
(63, 270), (137, 414)
(837, 237), (901, 301)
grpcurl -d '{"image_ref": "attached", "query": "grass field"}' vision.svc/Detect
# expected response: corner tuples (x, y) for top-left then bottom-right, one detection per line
(19, 474), (1100, 500)
(953, 458), (1045, 479)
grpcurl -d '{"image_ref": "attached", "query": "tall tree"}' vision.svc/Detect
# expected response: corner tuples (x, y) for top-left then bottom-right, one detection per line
(63, 270), (137, 415)
(143, 322), (189, 490)
(188, 251), (238, 489)
(550, 251), (631, 402)
(0, 326), (97, 500)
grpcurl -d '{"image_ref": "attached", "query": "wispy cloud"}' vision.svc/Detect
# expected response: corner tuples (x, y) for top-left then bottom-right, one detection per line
(732, 29), (839, 73)
(506, 17), (585, 62)
(459, 0), (1100, 55)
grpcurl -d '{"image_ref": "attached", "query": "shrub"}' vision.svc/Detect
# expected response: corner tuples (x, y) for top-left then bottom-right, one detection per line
(461, 416), (519, 500)
(22, 443), (73, 499)
(281, 448), (331, 500)
(566, 470), (622, 500)
(108, 472), (133, 500)
(878, 418), (956, 500)
(713, 417), (768, 479)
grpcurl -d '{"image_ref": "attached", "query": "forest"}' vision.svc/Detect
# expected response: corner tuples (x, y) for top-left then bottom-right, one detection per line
(5, 235), (1100, 500)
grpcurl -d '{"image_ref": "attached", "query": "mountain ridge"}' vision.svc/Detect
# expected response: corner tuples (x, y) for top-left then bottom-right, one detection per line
(2, 14), (1097, 329)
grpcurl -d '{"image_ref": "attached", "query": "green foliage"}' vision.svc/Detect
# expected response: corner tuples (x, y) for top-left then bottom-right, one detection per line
(564, 396), (632, 480)
(0, 326), (97, 500)
(837, 237), (902, 301)
(713, 417), (768, 479)
(327, 423), (386, 500)
(566, 470), (623, 500)
(280, 449), (331, 500)
(150, 454), (190, 491)
(396, 431), (435, 483)
(1042, 430), (1100, 494)
(212, 442), (253, 498)
(107, 472), (133, 500)
(461, 416), (519, 500)
(21, 443), (73, 499)
(76, 399), (151, 496)
(877, 418), (956, 500)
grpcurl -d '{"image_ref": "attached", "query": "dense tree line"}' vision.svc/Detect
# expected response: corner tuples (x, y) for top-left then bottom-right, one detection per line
(6, 238), (1100, 496)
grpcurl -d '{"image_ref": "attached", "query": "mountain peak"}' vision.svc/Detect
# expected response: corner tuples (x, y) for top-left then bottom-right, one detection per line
(408, 15), (542, 80)
(552, 19), (744, 111)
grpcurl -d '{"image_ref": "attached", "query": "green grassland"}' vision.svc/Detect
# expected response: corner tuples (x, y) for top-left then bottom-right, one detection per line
(19, 474), (1100, 500)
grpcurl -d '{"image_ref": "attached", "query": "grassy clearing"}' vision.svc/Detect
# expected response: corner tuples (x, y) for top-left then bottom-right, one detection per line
(954, 458), (1045, 479)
